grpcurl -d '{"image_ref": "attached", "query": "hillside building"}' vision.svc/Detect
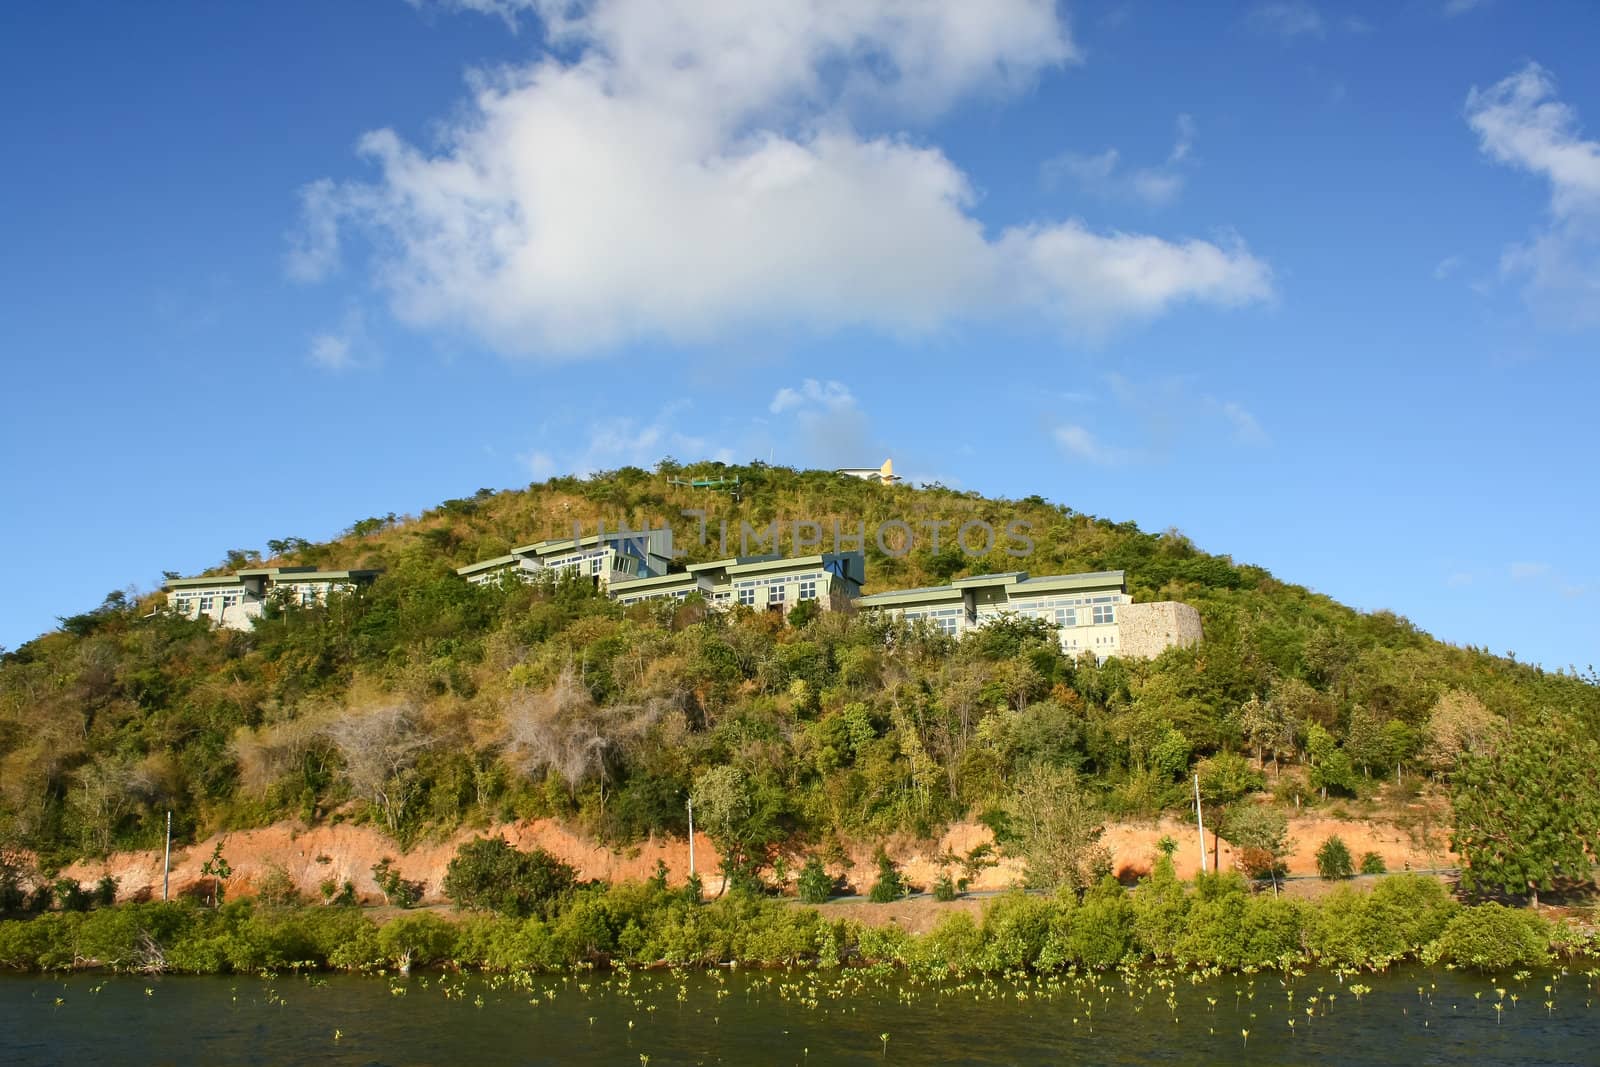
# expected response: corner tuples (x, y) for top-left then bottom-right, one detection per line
(835, 459), (902, 485)
(856, 569), (1202, 660)
(612, 552), (865, 611)
(164, 566), (381, 630)
(455, 529), (675, 590)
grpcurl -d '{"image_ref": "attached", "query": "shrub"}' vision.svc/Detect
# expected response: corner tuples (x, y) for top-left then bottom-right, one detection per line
(256, 864), (300, 907)
(867, 848), (908, 904)
(1315, 836), (1354, 880)
(53, 879), (91, 912)
(796, 856), (834, 905)
(931, 871), (959, 903)
(377, 913), (457, 971)
(442, 837), (576, 919)
(1431, 903), (1549, 970)
(1359, 851), (1386, 875)
(371, 859), (423, 908)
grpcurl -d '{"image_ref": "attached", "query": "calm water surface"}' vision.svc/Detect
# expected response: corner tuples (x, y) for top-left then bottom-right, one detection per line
(3, 965), (1598, 1065)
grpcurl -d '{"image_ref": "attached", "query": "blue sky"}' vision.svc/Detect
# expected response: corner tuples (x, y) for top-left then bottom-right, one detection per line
(2, 0), (1596, 672)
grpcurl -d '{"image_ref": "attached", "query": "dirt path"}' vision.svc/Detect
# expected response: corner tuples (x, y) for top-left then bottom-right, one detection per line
(61, 813), (1454, 906)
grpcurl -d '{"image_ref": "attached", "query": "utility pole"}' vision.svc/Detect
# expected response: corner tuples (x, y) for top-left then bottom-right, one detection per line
(162, 811), (172, 901)
(1193, 774), (1207, 875)
(686, 797), (695, 879)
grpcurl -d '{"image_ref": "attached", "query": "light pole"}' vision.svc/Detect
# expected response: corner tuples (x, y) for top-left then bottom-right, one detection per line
(686, 797), (695, 879)
(162, 811), (172, 900)
(1193, 774), (1207, 875)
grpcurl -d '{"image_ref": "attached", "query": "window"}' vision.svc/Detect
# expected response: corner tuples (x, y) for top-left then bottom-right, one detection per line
(798, 578), (817, 600)
(768, 584), (786, 606)
(198, 596), (215, 611)
(739, 587), (756, 606)
(1055, 607), (1077, 627)
(1092, 605), (1115, 625)
(222, 594), (239, 608)
(591, 556), (604, 575)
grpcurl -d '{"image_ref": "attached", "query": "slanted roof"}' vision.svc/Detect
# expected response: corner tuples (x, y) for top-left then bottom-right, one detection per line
(456, 555), (519, 578)
(164, 575), (249, 591)
(725, 554), (831, 578)
(857, 584), (966, 607)
(1007, 570), (1126, 595)
(611, 572), (706, 594)
(952, 571), (1027, 588)
(268, 569), (381, 583)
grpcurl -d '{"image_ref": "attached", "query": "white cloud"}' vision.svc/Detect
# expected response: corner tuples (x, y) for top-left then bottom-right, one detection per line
(770, 379), (855, 415)
(294, 0), (1270, 356)
(1432, 254), (1463, 280)
(1443, 0), (1490, 16)
(1043, 114), (1199, 208)
(766, 378), (874, 467)
(519, 402), (734, 478)
(1212, 399), (1268, 445)
(1446, 571), (1474, 588)
(1467, 63), (1600, 327)
(1053, 423), (1128, 465)
(306, 307), (370, 372)
(1509, 561), (1550, 581)
(1247, 2), (1324, 39)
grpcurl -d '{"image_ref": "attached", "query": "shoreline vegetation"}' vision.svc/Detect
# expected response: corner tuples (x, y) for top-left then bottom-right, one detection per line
(1, 859), (1591, 979)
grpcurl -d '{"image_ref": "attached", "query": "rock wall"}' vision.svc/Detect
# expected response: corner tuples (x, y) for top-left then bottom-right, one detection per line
(1118, 601), (1203, 659)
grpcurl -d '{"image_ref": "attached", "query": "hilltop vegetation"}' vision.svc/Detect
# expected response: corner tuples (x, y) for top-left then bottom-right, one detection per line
(1, 462), (1596, 893)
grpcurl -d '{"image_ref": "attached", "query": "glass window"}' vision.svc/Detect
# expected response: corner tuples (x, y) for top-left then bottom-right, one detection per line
(1092, 605), (1115, 625)
(739, 587), (756, 606)
(799, 578), (817, 600)
(769, 585), (785, 605)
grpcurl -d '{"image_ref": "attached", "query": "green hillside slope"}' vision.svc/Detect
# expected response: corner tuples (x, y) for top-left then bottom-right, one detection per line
(2, 461), (1595, 872)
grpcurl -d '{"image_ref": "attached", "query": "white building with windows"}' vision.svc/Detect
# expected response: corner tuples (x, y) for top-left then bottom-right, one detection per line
(455, 529), (675, 590)
(164, 566), (381, 630)
(611, 552), (865, 611)
(856, 569), (1201, 660)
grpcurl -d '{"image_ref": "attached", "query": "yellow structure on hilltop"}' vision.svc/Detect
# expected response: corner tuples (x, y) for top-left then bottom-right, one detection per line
(835, 458), (901, 485)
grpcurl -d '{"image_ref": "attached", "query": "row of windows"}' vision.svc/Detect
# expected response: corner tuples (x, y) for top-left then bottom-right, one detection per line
(732, 571), (822, 589)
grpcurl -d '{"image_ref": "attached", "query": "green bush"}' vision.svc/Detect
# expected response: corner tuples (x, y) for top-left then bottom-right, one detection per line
(377, 913), (457, 971)
(1431, 903), (1549, 970)
(931, 871), (959, 902)
(371, 858), (423, 908)
(1315, 836), (1354, 880)
(867, 848), (907, 904)
(1358, 851), (1386, 875)
(796, 856), (834, 905)
(442, 837), (577, 919)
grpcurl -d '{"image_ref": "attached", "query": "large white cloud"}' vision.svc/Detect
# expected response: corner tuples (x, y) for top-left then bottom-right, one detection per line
(299, 0), (1271, 355)
(1467, 63), (1600, 328)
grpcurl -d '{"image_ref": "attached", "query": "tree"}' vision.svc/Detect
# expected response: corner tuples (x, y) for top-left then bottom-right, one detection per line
(1315, 835), (1354, 880)
(329, 704), (436, 836)
(200, 841), (232, 907)
(1451, 714), (1600, 906)
(1420, 689), (1502, 777)
(1305, 724), (1356, 799)
(1218, 804), (1290, 894)
(867, 846), (908, 903)
(442, 836), (576, 918)
(1000, 763), (1107, 893)
(796, 855), (835, 904)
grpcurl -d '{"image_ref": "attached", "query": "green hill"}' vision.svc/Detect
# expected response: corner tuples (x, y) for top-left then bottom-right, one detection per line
(2, 461), (1595, 871)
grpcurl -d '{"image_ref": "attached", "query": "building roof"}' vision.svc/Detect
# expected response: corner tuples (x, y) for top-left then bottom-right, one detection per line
(610, 571), (705, 593)
(857, 584), (966, 607)
(1008, 570), (1126, 595)
(163, 575), (249, 591)
(165, 567), (382, 591)
(952, 571), (1027, 588)
(456, 555), (519, 577)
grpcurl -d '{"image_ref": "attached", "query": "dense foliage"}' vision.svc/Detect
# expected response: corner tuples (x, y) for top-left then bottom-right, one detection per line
(1, 462), (1595, 897)
(0, 870), (1579, 977)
